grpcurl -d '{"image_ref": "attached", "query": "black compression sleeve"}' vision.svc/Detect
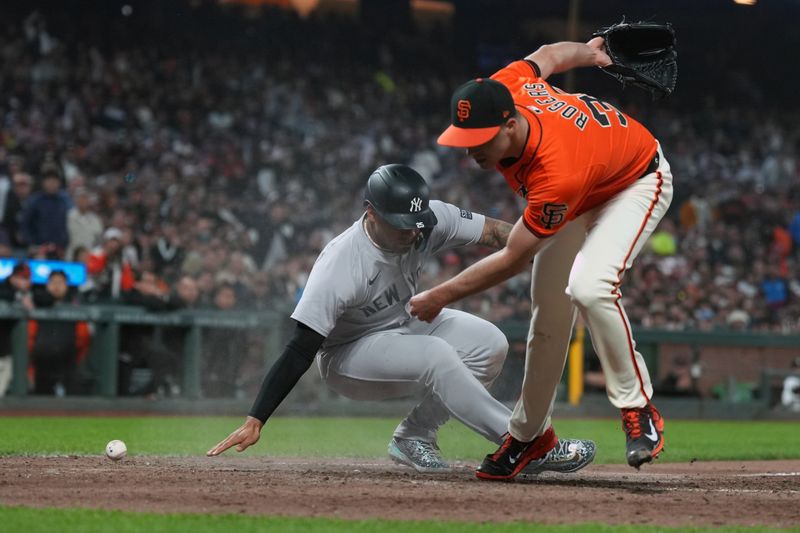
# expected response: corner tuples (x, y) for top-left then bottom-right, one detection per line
(247, 322), (325, 423)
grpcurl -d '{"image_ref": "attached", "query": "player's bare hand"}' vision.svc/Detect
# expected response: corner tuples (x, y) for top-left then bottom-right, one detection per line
(409, 289), (445, 323)
(586, 37), (612, 68)
(207, 416), (263, 456)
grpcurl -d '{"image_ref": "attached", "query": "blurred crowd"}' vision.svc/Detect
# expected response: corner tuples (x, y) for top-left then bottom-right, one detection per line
(1, 4), (799, 396)
(1, 6), (799, 329)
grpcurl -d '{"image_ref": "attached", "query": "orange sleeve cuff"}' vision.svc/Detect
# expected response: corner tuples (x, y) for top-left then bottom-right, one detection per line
(523, 59), (541, 78)
(522, 212), (554, 239)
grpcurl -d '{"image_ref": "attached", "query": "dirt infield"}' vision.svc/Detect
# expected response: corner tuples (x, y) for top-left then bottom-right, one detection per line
(1, 456), (799, 527)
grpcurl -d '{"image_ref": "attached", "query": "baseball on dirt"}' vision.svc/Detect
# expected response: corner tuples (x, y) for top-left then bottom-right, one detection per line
(105, 439), (127, 461)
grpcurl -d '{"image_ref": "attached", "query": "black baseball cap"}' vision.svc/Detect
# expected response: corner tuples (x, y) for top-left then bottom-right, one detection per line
(438, 78), (515, 148)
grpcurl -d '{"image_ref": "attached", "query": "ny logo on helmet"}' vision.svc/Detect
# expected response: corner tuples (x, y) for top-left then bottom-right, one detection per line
(410, 197), (422, 212)
(457, 99), (471, 122)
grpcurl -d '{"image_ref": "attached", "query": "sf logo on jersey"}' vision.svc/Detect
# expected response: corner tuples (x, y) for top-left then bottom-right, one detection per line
(409, 197), (422, 212)
(540, 203), (568, 230)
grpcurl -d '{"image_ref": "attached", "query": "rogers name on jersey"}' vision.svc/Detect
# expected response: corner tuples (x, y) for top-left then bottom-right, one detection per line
(522, 83), (628, 132)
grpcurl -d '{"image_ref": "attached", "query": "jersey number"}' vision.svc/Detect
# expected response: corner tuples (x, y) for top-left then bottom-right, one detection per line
(577, 95), (628, 129)
(523, 83), (628, 131)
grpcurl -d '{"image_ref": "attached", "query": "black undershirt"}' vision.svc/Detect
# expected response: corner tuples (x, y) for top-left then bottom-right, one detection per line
(248, 321), (325, 423)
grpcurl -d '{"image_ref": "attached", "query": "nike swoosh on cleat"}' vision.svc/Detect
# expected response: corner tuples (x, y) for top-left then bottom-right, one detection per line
(645, 419), (659, 442)
(508, 452), (523, 465)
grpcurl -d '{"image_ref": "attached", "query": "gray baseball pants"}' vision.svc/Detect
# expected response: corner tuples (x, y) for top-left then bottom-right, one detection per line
(317, 309), (510, 444)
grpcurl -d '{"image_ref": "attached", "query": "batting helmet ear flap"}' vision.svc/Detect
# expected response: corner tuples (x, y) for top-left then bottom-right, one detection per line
(415, 226), (434, 250)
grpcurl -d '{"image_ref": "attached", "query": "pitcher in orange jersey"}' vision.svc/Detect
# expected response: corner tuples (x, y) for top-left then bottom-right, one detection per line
(410, 37), (673, 479)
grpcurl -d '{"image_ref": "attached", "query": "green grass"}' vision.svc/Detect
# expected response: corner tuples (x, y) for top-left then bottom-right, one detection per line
(0, 416), (798, 463)
(2, 418), (798, 532)
(0, 507), (793, 533)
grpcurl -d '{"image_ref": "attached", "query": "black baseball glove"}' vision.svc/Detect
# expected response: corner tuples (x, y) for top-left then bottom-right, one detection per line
(593, 21), (677, 99)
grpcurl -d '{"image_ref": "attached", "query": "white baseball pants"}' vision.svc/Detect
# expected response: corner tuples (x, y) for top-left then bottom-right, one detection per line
(510, 143), (674, 441)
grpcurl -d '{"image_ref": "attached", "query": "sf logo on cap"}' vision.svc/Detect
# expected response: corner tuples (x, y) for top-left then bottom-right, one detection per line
(457, 99), (471, 122)
(410, 197), (422, 212)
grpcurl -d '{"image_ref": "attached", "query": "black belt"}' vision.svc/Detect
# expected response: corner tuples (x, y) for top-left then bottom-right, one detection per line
(639, 152), (660, 179)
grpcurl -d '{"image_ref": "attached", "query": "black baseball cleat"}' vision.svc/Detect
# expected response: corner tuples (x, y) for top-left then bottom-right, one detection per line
(622, 403), (665, 469)
(476, 426), (557, 481)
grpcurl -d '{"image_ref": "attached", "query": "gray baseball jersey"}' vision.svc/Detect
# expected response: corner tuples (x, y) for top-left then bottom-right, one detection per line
(291, 200), (485, 347)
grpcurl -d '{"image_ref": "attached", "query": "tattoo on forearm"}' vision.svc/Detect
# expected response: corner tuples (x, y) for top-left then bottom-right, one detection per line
(479, 218), (513, 249)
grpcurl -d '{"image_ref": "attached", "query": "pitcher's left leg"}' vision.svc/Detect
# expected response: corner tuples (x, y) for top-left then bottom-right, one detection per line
(568, 146), (673, 467)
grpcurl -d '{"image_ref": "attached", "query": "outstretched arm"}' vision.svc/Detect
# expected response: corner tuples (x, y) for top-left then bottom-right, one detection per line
(410, 216), (544, 322)
(207, 322), (325, 456)
(528, 37), (611, 80)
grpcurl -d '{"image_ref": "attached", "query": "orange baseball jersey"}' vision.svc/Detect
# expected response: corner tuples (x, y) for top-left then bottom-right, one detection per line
(491, 60), (657, 238)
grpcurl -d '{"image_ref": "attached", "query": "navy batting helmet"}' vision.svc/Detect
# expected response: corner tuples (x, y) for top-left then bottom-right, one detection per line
(364, 164), (438, 230)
